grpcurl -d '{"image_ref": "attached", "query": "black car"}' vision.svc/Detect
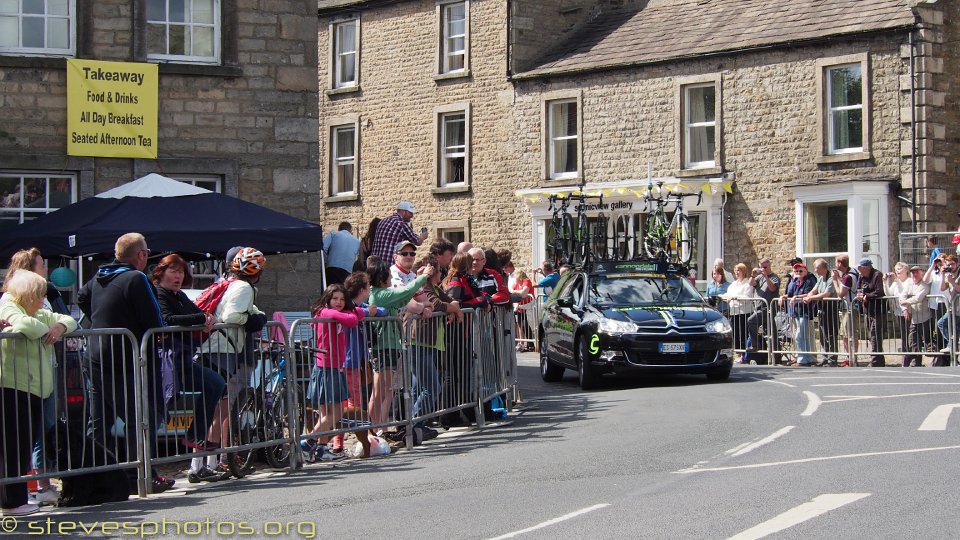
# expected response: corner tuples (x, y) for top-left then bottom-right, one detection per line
(539, 260), (734, 389)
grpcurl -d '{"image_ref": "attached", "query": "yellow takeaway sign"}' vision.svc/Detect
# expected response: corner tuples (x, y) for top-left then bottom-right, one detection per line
(67, 59), (158, 159)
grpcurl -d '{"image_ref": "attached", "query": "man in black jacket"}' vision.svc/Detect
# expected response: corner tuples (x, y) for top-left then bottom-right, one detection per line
(78, 232), (173, 493)
(854, 258), (887, 367)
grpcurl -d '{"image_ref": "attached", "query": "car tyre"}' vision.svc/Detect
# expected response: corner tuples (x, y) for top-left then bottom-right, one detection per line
(540, 338), (564, 382)
(577, 337), (600, 390)
(706, 367), (731, 381)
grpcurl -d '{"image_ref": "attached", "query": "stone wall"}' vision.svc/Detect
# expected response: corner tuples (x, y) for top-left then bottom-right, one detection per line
(318, 0), (537, 270)
(0, 0), (321, 313)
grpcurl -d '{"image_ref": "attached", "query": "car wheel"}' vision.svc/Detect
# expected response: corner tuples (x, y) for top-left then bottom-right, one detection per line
(706, 367), (732, 381)
(577, 336), (600, 390)
(540, 337), (564, 382)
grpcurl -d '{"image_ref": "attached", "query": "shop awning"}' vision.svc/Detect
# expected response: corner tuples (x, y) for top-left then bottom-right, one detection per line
(514, 177), (733, 204)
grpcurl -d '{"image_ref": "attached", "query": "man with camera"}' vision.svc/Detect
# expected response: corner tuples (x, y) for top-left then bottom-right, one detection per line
(746, 258), (779, 363)
(854, 258), (886, 367)
(831, 255), (859, 365)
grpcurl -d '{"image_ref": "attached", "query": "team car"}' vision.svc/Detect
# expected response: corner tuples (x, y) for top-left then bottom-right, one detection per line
(538, 260), (734, 389)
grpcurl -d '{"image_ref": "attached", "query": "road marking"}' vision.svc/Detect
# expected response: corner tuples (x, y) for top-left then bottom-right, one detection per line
(486, 503), (610, 539)
(727, 493), (870, 540)
(674, 445), (960, 474)
(801, 391), (821, 416)
(822, 391), (960, 403)
(918, 404), (960, 431)
(727, 426), (795, 457)
(811, 382), (960, 387)
(746, 377), (796, 388)
(779, 375), (908, 380)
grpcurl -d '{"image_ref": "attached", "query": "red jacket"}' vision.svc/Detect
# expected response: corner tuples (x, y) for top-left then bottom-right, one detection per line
(314, 306), (366, 369)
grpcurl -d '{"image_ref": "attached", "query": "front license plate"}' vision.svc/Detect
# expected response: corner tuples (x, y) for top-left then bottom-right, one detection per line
(659, 342), (689, 354)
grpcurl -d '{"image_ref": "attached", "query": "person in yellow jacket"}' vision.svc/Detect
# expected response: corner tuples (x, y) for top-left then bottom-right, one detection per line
(0, 270), (76, 516)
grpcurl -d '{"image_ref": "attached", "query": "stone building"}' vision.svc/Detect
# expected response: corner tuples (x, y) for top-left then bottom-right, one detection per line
(318, 0), (959, 277)
(0, 0), (321, 312)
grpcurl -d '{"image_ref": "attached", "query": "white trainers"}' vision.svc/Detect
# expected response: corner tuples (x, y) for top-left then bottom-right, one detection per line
(940, 347), (951, 354)
(2, 502), (40, 516)
(29, 487), (59, 506)
(317, 445), (345, 462)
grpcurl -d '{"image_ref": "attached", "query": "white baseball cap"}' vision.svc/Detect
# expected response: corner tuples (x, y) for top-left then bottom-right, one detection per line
(397, 201), (416, 214)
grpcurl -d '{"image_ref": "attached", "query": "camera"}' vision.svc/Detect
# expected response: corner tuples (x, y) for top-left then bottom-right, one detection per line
(852, 299), (864, 313)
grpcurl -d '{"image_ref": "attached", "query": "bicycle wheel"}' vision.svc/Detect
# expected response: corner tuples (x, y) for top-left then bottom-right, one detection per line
(263, 382), (301, 469)
(644, 213), (668, 259)
(675, 213), (693, 265)
(558, 212), (575, 265)
(576, 214), (589, 264)
(227, 388), (260, 478)
(592, 214), (609, 261)
(614, 215), (630, 260)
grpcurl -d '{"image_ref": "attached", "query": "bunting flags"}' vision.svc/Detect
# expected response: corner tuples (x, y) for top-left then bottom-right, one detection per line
(515, 179), (734, 204)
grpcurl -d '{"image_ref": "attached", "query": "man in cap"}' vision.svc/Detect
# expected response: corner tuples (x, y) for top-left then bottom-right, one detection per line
(854, 258), (887, 366)
(371, 201), (428, 262)
(899, 265), (932, 367)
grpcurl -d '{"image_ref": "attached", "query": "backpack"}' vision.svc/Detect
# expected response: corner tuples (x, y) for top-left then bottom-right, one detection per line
(194, 278), (237, 314)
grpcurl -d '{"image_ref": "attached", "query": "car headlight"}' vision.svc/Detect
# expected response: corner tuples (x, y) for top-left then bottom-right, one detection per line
(598, 318), (638, 333)
(705, 318), (732, 334)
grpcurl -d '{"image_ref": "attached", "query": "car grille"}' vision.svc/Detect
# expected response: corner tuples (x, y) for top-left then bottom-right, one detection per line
(632, 324), (708, 336)
(626, 350), (718, 366)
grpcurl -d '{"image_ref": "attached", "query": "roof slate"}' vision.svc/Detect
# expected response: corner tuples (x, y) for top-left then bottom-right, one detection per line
(517, 0), (916, 78)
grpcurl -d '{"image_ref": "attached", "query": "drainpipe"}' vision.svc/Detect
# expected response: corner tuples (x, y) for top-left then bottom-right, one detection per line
(909, 30), (917, 233)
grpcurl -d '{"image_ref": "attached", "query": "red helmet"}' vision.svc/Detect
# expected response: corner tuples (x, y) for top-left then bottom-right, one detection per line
(231, 248), (265, 276)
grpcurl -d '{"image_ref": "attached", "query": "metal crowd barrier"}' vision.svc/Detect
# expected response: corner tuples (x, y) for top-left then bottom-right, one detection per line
(1, 308), (520, 501)
(140, 321), (297, 485)
(747, 294), (957, 367)
(0, 328), (148, 497)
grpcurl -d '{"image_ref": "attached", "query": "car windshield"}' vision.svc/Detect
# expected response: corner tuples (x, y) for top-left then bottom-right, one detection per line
(589, 274), (704, 306)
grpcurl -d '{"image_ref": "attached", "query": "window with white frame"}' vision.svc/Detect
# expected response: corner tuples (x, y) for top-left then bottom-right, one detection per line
(0, 0), (75, 56)
(330, 125), (357, 196)
(547, 99), (579, 180)
(683, 83), (716, 168)
(439, 1), (466, 74)
(439, 111), (467, 186)
(146, 0), (220, 64)
(0, 172), (76, 232)
(332, 18), (359, 89)
(826, 63), (863, 154)
(172, 175), (221, 193)
(794, 182), (887, 270)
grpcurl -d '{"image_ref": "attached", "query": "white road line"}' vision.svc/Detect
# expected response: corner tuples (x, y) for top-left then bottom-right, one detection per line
(822, 391), (960, 403)
(801, 391), (821, 416)
(729, 426), (795, 457)
(486, 504), (610, 540)
(811, 382), (960, 387)
(727, 493), (870, 540)
(778, 376), (908, 380)
(674, 445), (960, 474)
(918, 404), (960, 431)
(746, 377), (796, 388)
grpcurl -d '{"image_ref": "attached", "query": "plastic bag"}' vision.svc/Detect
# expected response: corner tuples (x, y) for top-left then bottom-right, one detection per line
(352, 435), (391, 457)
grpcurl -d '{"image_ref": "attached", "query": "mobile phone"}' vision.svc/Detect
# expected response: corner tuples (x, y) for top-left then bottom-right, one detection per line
(420, 226), (428, 235)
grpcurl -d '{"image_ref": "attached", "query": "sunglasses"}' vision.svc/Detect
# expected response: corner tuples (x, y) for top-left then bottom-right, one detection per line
(399, 251), (416, 257)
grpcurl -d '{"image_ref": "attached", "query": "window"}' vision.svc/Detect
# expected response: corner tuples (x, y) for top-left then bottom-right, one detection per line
(793, 181), (888, 269)
(826, 64), (863, 153)
(817, 55), (870, 161)
(0, 0), (75, 56)
(172, 175), (221, 193)
(0, 172), (75, 232)
(437, 226), (466, 247)
(682, 83), (716, 168)
(331, 18), (359, 89)
(439, 1), (467, 74)
(546, 99), (579, 180)
(330, 124), (357, 196)
(146, 0), (220, 64)
(439, 111), (467, 186)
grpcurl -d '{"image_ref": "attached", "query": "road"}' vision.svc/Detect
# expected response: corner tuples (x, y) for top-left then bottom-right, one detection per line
(10, 356), (960, 539)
